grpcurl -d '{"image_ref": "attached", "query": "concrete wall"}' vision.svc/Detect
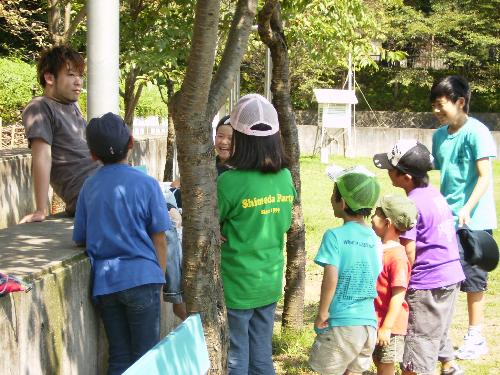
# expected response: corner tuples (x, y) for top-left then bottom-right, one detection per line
(0, 217), (179, 375)
(0, 136), (168, 230)
(297, 125), (500, 157)
(296, 110), (500, 131)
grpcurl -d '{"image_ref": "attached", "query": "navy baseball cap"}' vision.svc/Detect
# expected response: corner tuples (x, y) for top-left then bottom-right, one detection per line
(86, 112), (130, 160)
(457, 226), (499, 272)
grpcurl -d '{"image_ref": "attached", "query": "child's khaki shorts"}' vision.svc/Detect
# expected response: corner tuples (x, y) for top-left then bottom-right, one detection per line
(309, 325), (376, 375)
(373, 334), (405, 364)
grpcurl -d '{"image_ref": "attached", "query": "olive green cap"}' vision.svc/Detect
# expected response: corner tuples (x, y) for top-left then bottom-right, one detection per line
(379, 194), (418, 232)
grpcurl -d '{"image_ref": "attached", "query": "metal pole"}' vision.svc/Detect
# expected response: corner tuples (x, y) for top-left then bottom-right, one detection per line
(353, 67), (357, 157)
(348, 53), (353, 90)
(265, 48), (272, 101)
(87, 0), (120, 120)
(346, 53), (353, 157)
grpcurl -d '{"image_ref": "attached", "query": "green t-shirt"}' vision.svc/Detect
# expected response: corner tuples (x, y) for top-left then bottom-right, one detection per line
(217, 168), (296, 309)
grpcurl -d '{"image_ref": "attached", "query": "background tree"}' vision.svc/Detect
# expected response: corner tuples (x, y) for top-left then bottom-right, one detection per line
(257, 0), (306, 330)
(240, 0), (402, 110)
(157, 0), (237, 181)
(359, 0), (500, 112)
(46, 0), (86, 46)
(157, 73), (178, 181)
(119, 0), (194, 127)
(0, 0), (48, 59)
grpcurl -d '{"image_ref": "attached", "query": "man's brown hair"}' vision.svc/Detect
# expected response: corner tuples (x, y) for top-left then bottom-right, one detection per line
(37, 45), (85, 87)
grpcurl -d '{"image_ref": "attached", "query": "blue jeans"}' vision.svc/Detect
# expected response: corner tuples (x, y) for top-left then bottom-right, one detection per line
(227, 302), (277, 375)
(163, 227), (184, 303)
(98, 284), (161, 375)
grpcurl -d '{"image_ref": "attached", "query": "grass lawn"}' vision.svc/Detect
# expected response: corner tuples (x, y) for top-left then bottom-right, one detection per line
(272, 155), (500, 374)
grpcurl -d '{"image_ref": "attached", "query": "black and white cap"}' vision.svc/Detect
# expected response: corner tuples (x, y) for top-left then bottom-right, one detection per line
(373, 139), (434, 178)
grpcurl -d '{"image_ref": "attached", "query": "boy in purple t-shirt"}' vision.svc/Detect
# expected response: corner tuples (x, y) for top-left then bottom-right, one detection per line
(374, 140), (465, 375)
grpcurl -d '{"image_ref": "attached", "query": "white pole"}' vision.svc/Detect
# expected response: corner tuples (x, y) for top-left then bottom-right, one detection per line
(348, 53), (353, 90)
(87, 0), (120, 120)
(353, 67), (357, 157)
(346, 53), (353, 157)
(265, 48), (272, 101)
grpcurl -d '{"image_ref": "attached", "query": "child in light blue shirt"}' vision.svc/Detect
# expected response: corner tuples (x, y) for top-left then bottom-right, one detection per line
(309, 166), (381, 375)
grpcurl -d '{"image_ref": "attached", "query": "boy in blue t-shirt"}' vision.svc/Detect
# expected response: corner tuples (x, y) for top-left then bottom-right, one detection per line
(309, 166), (381, 375)
(73, 113), (171, 375)
(431, 75), (497, 360)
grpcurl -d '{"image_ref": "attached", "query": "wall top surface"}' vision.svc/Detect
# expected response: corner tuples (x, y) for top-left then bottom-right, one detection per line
(0, 216), (85, 279)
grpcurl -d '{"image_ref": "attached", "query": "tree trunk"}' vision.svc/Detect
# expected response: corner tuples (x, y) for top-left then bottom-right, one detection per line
(123, 67), (145, 128)
(258, 0), (306, 330)
(47, 0), (86, 45)
(164, 79), (175, 182)
(171, 0), (257, 370)
(171, 0), (227, 371)
(47, 0), (63, 45)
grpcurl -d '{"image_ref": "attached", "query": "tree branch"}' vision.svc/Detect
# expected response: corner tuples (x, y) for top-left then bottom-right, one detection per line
(174, 0), (221, 122)
(63, 4), (87, 42)
(47, 0), (60, 41)
(257, 0), (278, 46)
(64, 2), (71, 33)
(258, 0), (306, 329)
(132, 82), (145, 112)
(158, 84), (169, 105)
(206, 0), (257, 118)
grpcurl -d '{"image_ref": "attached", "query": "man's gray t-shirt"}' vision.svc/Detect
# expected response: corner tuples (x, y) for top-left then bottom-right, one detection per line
(22, 96), (99, 214)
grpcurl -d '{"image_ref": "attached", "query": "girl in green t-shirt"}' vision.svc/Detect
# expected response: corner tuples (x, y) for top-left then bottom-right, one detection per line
(217, 94), (296, 375)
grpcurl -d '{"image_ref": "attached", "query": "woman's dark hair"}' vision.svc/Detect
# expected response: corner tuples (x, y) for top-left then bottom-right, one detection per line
(430, 75), (471, 113)
(395, 168), (429, 188)
(216, 115), (231, 131)
(37, 45), (85, 87)
(333, 184), (372, 218)
(226, 126), (289, 173)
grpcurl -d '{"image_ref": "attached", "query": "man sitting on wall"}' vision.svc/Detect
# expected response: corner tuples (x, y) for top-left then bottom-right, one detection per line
(20, 45), (99, 223)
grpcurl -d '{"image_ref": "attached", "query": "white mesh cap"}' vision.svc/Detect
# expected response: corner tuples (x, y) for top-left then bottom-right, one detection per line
(230, 94), (279, 137)
(326, 165), (375, 181)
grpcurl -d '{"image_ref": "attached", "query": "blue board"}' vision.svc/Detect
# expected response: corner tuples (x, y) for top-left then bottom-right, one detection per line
(123, 314), (210, 375)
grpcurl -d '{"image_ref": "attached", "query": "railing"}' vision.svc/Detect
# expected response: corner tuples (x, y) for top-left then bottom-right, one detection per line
(371, 54), (448, 70)
(132, 116), (168, 137)
(0, 121), (28, 149)
(0, 116), (168, 150)
(372, 53), (498, 71)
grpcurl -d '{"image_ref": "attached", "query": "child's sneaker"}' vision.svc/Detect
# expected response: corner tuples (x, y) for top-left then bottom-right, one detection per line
(455, 333), (488, 360)
(441, 363), (465, 375)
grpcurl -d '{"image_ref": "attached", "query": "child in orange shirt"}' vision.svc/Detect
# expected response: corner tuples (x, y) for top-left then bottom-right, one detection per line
(371, 194), (416, 375)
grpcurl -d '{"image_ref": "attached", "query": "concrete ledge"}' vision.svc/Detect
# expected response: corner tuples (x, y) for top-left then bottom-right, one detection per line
(0, 217), (179, 375)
